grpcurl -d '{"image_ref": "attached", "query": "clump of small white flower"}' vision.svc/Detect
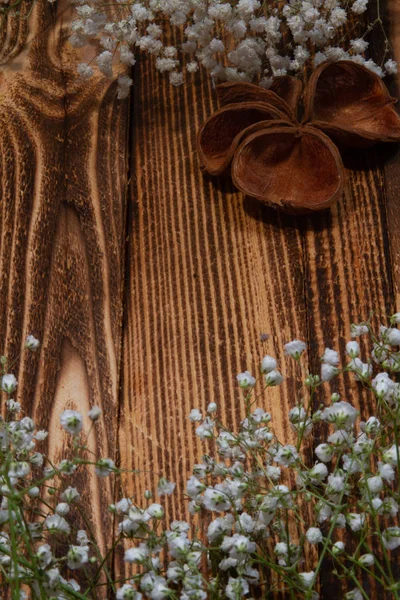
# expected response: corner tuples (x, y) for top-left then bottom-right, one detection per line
(67, 0), (397, 98)
(4, 321), (400, 598)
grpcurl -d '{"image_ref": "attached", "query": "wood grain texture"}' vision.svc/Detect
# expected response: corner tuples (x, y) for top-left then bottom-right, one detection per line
(120, 19), (400, 600)
(0, 0), (129, 572)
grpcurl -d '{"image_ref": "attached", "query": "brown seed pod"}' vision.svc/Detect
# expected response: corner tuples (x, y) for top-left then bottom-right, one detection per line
(231, 125), (345, 214)
(216, 81), (295, 119)
(303, 60), (400, 147)
(197, 101), (290, 176)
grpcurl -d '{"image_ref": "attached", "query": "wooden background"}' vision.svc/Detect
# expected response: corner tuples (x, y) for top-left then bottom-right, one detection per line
(0, 0), (400, 597)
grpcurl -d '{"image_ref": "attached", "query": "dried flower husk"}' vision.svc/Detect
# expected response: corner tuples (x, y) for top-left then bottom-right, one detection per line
(197, 101), (290, 175)
(216, 81), (295, 120)
(303, 60), (400, 147)
(269, 76), (303, 114)
(231, 124), (345, 213)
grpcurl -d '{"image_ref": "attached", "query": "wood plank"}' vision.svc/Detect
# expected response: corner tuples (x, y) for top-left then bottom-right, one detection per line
(0, 0), (129, 574)
(121, 23), (400, 600)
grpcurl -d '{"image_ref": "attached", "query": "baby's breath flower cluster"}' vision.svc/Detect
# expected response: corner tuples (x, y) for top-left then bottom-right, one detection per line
(69, 0), (397, 98)
(3, 319), (400, 599)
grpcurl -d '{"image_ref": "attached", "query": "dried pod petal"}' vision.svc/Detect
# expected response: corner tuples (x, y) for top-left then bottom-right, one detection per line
(216, 82), (294, 119)
(304, 60), (400, 147)
(270, 76), (303, 114)
(197, 102), (289, 175)
(231, 125), (344, 213)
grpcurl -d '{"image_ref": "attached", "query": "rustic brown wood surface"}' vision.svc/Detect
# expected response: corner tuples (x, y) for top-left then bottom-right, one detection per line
(0, 0), (130, 578)
(119, 5), (400, 599)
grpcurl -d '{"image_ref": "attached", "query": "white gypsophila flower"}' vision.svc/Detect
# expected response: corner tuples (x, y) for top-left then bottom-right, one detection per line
(116, 585), (142, 600)
(236, 371), (256, 388)
(28, 486), (40, 498)
(225, 576), (249, 600)
(260, 355), (277, 373)
(381, 326), (400, 345)
(60, 410), (83, 435)
(351, 323), (369, 337)
(95, 458), (116, 477)
(345, 590), (363, 600)
(350, 38), (369, 53)
(157, 477), (176, 496)
(189, 409), (202, 422)
(124, 545), (149, 563)
(88, 405), (102, 421)
(146, 503), (164, 519)
(67, 545), (89, 570)
(44, 514), (71, 534)
(55, 502), (70, 517)
(321, 363), (339, 382)
(36, 544), (52, 568)
(315, 443), (334, 463)
(265, 369), (284, 386)
(2, 374), (17, 394)
(321, 401), (358, 429)
(6, 399), (20, 412)
(305, 527), (323, 544)
(321, 347), (339, 366)
(62, 486), (81, 504)
(378, 462), (395, 482)
(203, 487), (231, 512)
(333, 541), (345, 554)
(284, 340), (306, 358)
(347, 513), (365, 532)
(366, 475), (383, 494)
(346, 341), (360, 357)
(117, 74), (133, 99)
(382, 444), (400, 465)
(298, 571), (315, 589)
(349, 357), (372, 381)
(207, 402), (217, 413)
(359, 553), (374, 567)
(274, 445), (299, 466)
(35, 429), (48, 441)
(383, 527), (400, 550)
(25, 334), (40, 351)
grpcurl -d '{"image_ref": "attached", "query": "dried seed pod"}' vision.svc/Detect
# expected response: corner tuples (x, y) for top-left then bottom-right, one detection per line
(231, 125), (345, 214)
(303, 60), (400, 147)
(197, 102), (290, 175)
(216, 81), (295, 119)
(270, 76), (303, 114)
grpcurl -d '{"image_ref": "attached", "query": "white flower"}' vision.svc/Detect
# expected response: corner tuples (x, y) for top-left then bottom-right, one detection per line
(274, 445), (299, 466)
(351, 0), (368, 14)
(124, 545), (148, 563)
(67, 545), (89, 570)
(378, 462), (395, 482)
(61, 487), (80, 504)
(321, 401), (358, 429)
(95, 458), (116, 477)
(117, 75), (133, 100)
(97, 50), (113, 77)
(315, 443), (334, 463)
(203, 487), (231, 512)
(350, 38), (369, 53)
(189, 409), (202, 422)
(333, 541), (345, 554)
(221, 534), (256, 558)
(383, 527), (400, 550)
(36, 544), (52, 568)
(264, 369), (284, 386)
(25, 335), (40, 351)
(383, 444), (400, 465)
(55, 502), (70, 516)
(351, 323), (369, 337)
(382, 327), (400, 345)
(146, 503), (164, 519)
(44, 515), (71, 534)
(345, 590), (364, 600)
(359, 553), (374, 566)
(2, 374), (17, 394)
(366, 475), (383, 494)
(225, 576), (249, 600)
(321, 348), (339, 366)
(347, 513), (365, 532)
(77, 62), (94, 79)
(306, 527), (323, 544)
(298, 571), (315, 589)
(60, 410), (83, 435)
(207, 402), (217, 413)
(346, 341), (359, 357)
(260, 355), (277, 373)
(157, 478), (176, 496)
(284, 340), (306, 358)
(321, 364), (339, 382)
(116, 585), (142, 600)
(88, 406), (102, 421)
(236, 371), (256, 388)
